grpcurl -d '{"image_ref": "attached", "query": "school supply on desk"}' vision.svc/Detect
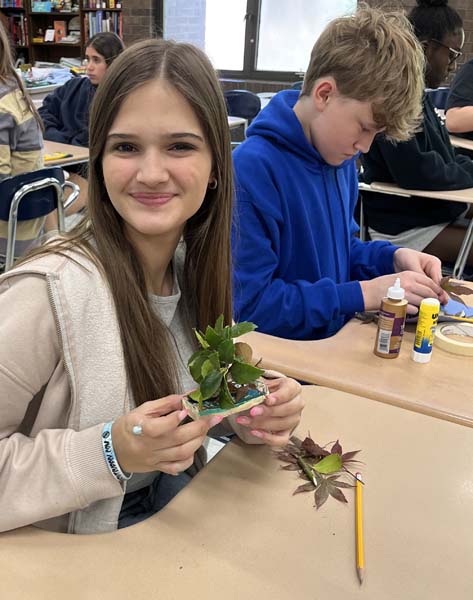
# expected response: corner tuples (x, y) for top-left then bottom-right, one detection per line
(439, 278), (473, 324)
(412, 298), (440, 363)
(44, 152), (72, 162)
(434, 322), (473, 356)
(374, 278), (407, 359)
(355, 473), (364, 585)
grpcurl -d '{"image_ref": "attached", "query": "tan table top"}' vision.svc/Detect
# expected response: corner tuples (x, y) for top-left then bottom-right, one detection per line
(242, 319), (473, 427)
(450, 135), (473, 152)
(368, 180), (473, 204)
(43, 140), (89, 167)
(1, 386), (473, 599)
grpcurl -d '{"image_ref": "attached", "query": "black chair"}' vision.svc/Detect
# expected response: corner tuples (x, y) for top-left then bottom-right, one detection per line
(224, 89), (261, 125)
(0, 166), (79, 271)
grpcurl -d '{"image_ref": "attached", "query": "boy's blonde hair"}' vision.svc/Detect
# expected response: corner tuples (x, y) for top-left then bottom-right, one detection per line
(301, 4), (425, 142)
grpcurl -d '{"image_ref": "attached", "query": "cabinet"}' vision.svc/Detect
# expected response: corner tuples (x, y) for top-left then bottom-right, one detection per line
(0, 0), (122, 65)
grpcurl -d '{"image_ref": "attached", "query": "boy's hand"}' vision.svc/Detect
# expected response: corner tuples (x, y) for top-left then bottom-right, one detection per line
(393, 247), (443, 285)
(360, 271), (447, 315)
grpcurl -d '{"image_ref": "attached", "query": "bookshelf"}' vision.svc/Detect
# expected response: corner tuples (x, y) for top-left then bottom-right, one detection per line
(0, 0), (122, 65)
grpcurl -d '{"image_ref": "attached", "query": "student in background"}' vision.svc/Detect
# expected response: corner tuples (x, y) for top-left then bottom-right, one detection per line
(40, 32), (124, 228)
(39, 32), (124, 147)
(232, 5), (447, 341)
(361, 0), (473, 268)
(445, 57), (473, 140)
(0, 20), (43, 269)
(0, 39), (303, 534)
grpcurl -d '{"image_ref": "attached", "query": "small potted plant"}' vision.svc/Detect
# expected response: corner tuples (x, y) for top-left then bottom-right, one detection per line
(183, 316), (268, 420)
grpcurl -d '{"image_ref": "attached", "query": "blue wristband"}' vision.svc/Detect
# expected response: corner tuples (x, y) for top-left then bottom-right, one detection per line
(101, 422), (132, 482)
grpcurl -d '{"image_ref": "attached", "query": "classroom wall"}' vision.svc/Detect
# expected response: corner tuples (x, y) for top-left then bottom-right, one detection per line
(163, 0), (205, 47)
(122, 0), (160, 45)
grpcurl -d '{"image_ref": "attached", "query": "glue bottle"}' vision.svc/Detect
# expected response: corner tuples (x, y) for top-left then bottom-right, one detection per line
(411, 298), (440, 363)
(373, 278), (408, 359)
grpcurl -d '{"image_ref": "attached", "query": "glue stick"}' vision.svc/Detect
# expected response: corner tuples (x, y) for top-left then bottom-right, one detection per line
(411, 298), (440, 363)
(374, 278), (408, 359)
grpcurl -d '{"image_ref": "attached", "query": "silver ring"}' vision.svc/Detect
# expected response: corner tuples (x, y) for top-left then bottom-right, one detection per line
(132, 424), (143, 436)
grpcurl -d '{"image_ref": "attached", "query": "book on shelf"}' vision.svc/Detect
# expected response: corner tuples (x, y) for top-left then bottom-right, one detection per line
(0, 0), (25, 7)
(53, 19), (66, 42)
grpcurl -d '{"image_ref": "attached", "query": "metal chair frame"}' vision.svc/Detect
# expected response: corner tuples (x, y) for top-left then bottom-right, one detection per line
(3, 172), (79, 271)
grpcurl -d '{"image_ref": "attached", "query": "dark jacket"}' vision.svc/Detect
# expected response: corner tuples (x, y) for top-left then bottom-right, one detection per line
(446, 58), (473, 141)
(361, 94), (470, 235)
(39, 77), (96, 147)
(232, 90), (397, 341)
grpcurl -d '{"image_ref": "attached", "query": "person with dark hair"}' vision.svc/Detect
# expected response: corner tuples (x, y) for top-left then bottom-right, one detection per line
(39, 32), (124, 147)
(0, 39), (303, 534)
(361, 0), (473, 268)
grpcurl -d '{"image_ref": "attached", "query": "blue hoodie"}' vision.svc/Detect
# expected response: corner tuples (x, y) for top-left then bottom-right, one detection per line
(39, 77), (96, 147)
(232, 90), (397, 340)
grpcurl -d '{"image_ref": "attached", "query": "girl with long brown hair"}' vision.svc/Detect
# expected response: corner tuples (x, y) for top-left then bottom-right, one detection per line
(0, 38), (302, 534)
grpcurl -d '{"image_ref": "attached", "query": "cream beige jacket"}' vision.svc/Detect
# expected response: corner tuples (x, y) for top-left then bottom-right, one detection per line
(0, 250), (210, 534)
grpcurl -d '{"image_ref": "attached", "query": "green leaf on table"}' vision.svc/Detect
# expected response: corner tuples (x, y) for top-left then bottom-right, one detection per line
(312, 453), (342, 474)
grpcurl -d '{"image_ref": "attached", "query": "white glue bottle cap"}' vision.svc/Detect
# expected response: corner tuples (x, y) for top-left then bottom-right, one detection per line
(387, 277), (405, 300)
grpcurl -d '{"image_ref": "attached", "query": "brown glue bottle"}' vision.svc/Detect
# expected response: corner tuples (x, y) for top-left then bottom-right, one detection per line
(373, 277), (408, 359)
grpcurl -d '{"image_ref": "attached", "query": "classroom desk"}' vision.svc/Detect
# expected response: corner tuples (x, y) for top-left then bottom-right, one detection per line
(1, 386), (473, 600)
(242, 319), (473, 427)
(43, 140), (89, 168)
(228, 115), (248, 129)
(450, 135), (473, 152)
(359, 180), (473, 279)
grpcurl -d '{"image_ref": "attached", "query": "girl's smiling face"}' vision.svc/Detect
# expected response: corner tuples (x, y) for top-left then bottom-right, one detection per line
(102, 79), (213, 251)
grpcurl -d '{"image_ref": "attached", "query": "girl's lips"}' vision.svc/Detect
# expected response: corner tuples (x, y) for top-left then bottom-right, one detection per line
(130, 193), (175, 206)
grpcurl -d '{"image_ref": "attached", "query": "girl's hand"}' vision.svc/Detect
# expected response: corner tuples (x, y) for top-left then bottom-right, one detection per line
(112, 395), (222, 475)
(231, 375), (303, 447)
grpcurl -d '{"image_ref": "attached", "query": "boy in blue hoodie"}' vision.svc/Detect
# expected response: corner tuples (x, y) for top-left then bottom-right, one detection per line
(232, 5), (449, 341)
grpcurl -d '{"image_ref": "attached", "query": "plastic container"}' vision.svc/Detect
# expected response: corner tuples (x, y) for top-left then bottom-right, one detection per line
(412, 298), (440, 363)
(373, 278), (408, 359)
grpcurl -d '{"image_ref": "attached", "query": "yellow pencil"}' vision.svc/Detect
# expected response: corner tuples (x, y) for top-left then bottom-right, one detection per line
(355, 472), (365, 584)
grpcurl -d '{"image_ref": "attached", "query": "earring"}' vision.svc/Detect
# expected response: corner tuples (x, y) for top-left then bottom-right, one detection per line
(208, 178), (218, 190)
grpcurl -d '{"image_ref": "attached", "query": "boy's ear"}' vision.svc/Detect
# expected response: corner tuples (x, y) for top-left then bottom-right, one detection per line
(311, 78), (337, 112)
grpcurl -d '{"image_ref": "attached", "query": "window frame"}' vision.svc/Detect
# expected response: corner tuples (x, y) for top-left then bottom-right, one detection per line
(217, 0), (305, 83)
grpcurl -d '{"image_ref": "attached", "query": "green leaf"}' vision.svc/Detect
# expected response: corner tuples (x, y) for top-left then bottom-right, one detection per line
(217, 339), (235, 365)
(201, 359), (218, 378)
(218, 377), (235, 409)
(188, 353), (210, 384)
(230, 322), (257, 338)
(230, 360), (264, 385)
(205, 325), (223, 349)
(214, 314), (224, 334)
(200, 371), (223, 401)
(188, 389), (203, 410)
(194, 329), (209, 349)
(312, 453), (342, 474)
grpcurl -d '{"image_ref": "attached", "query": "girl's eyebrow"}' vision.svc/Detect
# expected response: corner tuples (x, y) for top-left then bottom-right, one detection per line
(106, 132), (205, 142)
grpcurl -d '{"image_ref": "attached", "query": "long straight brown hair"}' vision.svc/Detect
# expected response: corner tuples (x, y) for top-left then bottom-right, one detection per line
(0, 20), (43, 129)
(22, 39), (234, 406)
